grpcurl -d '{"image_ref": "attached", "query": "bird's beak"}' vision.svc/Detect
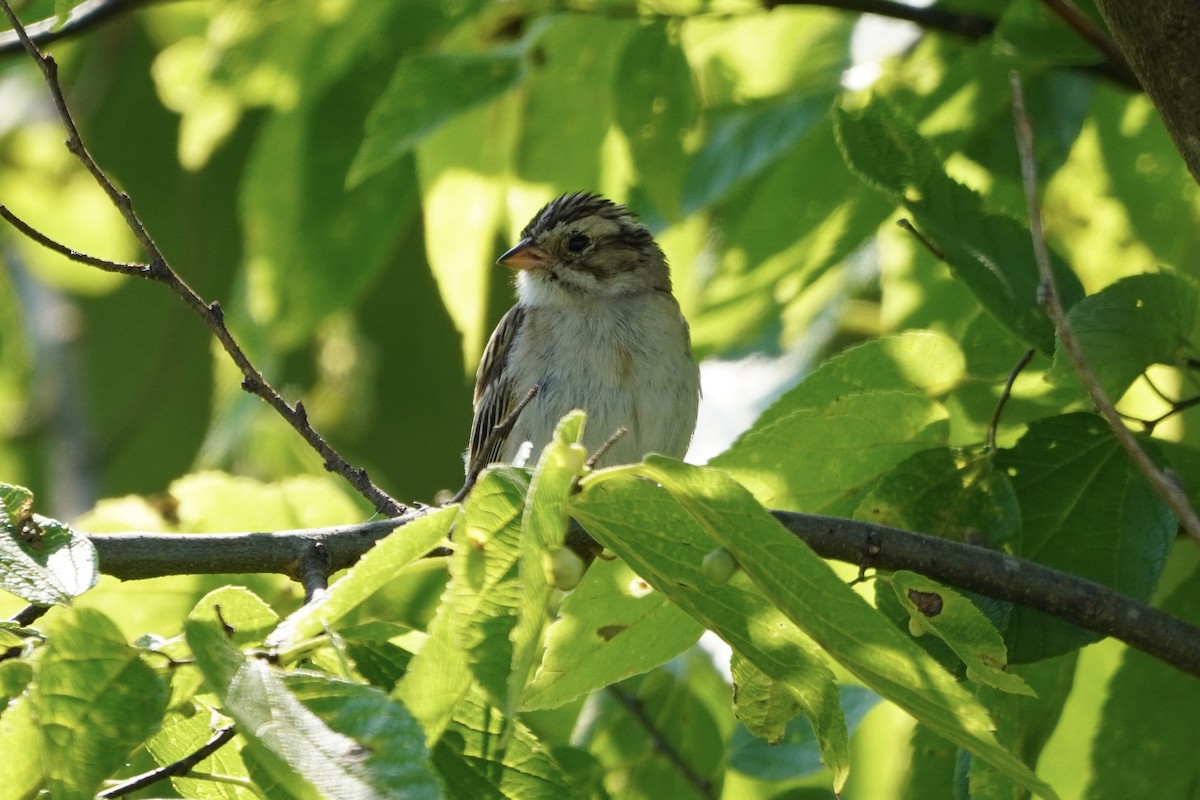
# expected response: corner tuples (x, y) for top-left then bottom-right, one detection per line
(497, 237), (548, 271)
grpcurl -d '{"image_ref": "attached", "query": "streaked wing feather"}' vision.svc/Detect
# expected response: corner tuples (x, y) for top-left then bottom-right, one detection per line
(466, 305), (525, 475)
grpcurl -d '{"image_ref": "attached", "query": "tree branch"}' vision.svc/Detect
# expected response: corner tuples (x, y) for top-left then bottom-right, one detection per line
(87, 516), (417, 581)
(81, 508), (1200, 680)
(764, 0), (995, 39)
(1010, 71), (1200, 548)
(1090, 0), (1200, 184)
(774, 510), (1200, 679)
(97, 723), (237, 799)
(0, 0), (153, 56)
(0, 0), (406, 518)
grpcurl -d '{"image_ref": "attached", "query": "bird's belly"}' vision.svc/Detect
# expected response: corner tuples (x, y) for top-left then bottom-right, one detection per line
(502, 342), (692, 468)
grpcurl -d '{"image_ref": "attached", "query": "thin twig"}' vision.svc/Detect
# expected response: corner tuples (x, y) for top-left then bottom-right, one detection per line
(452, 385), (540, 503)
(1139, 395), (1200, 436)
(896, 218), (944, 260)
(297, 541), (330, 604)
(1009, 70), (1200, 547)
(10, 604), (49, 626)
(0, 1), (405, 518)
(0, 206), (149, 274)
(97, 723), (237, 798)
(606, 684), (716, 800)
(986, 348), (1036, 450)
(765, 0), (995, 39)
(585, 426), (628, 471)
(1037, 0), (1140, 90)
(0, 0), (154, 55)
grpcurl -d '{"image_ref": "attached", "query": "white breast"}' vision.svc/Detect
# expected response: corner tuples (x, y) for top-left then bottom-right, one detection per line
(500, 290), (700, 467)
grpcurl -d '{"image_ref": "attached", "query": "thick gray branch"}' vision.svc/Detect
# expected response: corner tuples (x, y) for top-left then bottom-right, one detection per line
(85, 509), (1200, 680)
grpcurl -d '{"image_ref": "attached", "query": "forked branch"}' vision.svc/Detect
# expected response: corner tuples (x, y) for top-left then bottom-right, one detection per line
(0, 1), (405, 517)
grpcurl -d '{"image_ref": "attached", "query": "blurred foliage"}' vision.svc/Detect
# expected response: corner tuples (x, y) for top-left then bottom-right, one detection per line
(1, 0), (1199, 797)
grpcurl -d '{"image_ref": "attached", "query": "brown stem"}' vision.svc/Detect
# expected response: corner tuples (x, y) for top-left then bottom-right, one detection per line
(0, 0), (405, 517)
(1009, 70), (1200, 547)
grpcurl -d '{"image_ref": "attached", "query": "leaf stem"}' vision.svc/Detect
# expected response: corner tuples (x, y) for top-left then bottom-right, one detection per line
(1009, 70), (1200, 547)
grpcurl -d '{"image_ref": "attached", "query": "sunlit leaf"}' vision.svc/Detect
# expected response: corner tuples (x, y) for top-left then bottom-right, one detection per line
(0, 484), (97, 606)
(584, 459), (1057, 798)
(37, 608), (168, 800)
(891, 571), (1033, 696)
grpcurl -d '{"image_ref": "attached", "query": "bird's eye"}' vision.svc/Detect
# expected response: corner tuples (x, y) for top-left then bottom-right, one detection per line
(567, 232), (590, 253)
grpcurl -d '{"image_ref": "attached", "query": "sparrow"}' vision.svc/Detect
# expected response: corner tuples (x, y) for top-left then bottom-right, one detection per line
(462, 192), (700, 491)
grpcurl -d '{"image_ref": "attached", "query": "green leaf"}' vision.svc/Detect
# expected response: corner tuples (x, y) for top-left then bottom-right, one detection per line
(891, 571), (1034, 696)
(834, 98), (1085, 354)
(689, 116), (892, 355)
(511, 412), (587, 711)
(713, 389), (949, 515)
(730, 652), (802, 743)
(729, 685), (880, 781)
(613, 22), (697, 218)
(416, 97), (520, 371)
(513, 15), (633, 190)
(1086, 557), (1200, 799)
(283, 673), (440, 799)
(590, 459), (1057, 799)
(146, 708), (251, 800)
(995, 0), (1102, 66)
(436, 686), (581, 800)
(856, 448), (1021, 551)
(575, 670), (725, 799)
(0, 484), (97, 605)
(188, 590), (434, 799)
(267, 506), (456, 650)
(996, 414), (1175, 661)
(1048, 272), (1200, 400)
(571, 471), (850, 792)
(684, 94), (833, 213)
(713, 333), (961, 511)
(190, 584), (282, 648)
(0, 676), (43, 800)
(395, 468), (528, 741)
(522, 555), (704, 711)
(37, 607), (168, 800)
(349, 50), (526, 187)
(969, 652), (1078, 800)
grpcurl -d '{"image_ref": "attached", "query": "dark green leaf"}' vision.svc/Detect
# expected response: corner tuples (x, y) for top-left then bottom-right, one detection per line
(729, 685), (879, 782)
(856, 448), (1020, 551)
(684, 94), (833, 213)
(614, 22), (697, 218)
(1086, 556), (1200, 799)
(576, 671), (724, 800)
(1048, 272), (1199, 400)
(349, 50), (526, 186)
(996, 414), (1175, 661)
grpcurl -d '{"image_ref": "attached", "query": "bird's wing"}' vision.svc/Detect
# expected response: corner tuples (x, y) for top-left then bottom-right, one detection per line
(466, 304), (526, 477)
